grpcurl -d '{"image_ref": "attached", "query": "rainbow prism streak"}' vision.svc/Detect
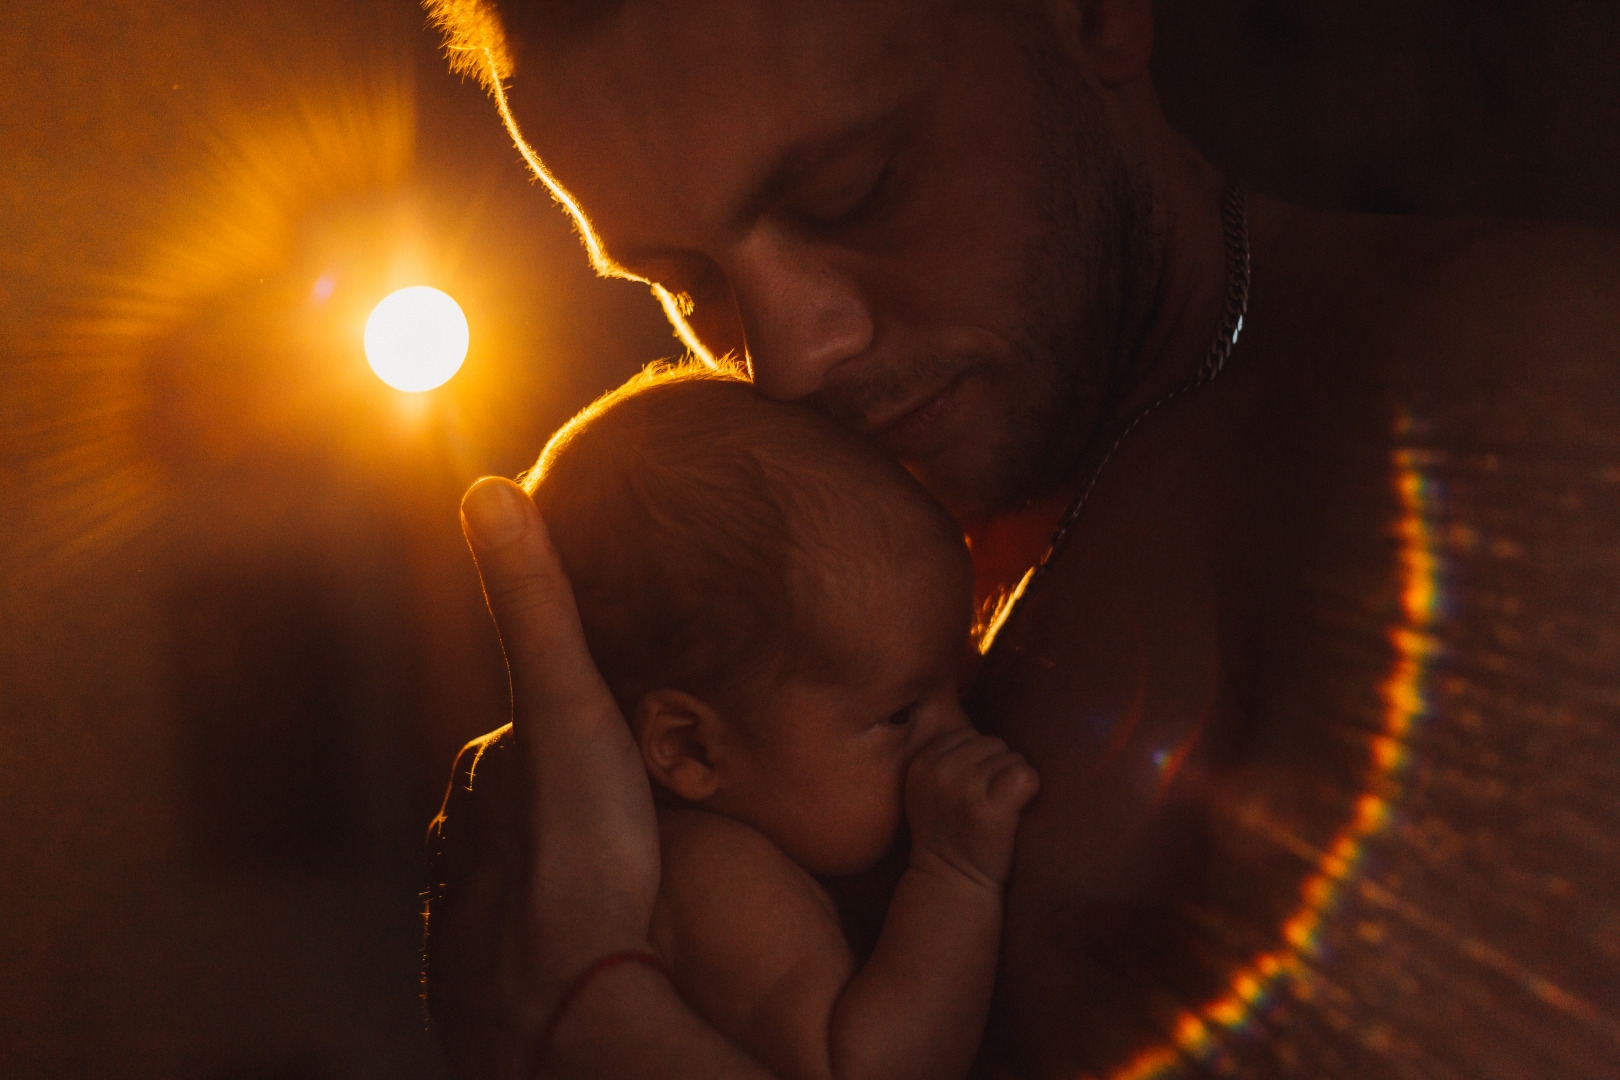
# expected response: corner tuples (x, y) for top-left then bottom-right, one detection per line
(1106, 442), (1445, 1080)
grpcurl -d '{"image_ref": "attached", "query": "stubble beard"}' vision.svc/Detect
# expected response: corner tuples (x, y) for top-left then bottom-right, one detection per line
(975, 79), (1164, 520)
(813, 45), (1164, 522)
(830, 78), (1164, 523)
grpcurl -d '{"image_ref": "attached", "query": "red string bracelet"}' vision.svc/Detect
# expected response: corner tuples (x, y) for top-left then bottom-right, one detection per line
(533, 949), (674, 1069)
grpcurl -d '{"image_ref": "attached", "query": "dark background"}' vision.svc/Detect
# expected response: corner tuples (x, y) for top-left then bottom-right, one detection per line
(1, 2), (1616, 1078)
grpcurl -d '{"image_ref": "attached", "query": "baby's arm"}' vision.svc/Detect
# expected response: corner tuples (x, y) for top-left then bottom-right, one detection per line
(831, 729), (1038, 1079)
(654, 732), (1038, 1080)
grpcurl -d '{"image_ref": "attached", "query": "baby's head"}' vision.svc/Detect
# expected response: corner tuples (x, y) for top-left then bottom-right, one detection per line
(523, 365), (975, 876)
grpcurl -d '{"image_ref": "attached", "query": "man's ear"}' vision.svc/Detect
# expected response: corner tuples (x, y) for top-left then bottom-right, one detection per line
(1043, 0), (1154, 88)
(631, 688), (728, 802)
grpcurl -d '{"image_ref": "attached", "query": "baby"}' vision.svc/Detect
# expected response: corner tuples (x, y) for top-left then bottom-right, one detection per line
(522, 364), (1039, 1080)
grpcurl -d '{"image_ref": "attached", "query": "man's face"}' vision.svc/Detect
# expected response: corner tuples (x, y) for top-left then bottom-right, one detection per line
(509, 0), (1159, 519)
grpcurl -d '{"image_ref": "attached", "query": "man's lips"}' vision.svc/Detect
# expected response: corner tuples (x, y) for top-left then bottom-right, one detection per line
(862, 371), (970, 457)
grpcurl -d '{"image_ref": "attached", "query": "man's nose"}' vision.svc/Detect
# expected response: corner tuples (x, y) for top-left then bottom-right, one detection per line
(726, 227), (874, 401)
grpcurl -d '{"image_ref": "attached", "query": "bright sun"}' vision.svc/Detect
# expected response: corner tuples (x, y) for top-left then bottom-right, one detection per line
(364, 285), (469, 392)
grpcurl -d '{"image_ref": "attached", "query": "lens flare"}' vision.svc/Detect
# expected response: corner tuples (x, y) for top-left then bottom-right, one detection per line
(364, 286), (469, 392)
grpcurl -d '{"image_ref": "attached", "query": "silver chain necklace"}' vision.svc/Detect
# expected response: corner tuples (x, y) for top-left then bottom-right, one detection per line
(980, 180), (1251, 657)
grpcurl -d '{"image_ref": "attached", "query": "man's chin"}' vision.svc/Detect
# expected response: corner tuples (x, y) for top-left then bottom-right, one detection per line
(902, 454), (1016, 524)
(905, 436), (1083, 525)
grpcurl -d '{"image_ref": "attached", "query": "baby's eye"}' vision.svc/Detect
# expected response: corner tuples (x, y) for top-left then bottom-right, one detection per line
(885, 705), (914, 727)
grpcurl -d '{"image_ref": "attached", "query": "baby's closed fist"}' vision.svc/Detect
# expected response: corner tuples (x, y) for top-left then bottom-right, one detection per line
(904, 727), (1040, 889)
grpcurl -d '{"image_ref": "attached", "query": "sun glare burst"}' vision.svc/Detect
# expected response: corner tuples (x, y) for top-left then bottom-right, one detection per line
(364, 285), (469, 392)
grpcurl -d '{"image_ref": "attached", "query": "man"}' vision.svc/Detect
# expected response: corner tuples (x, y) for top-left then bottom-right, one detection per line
(424, 1), (1620, 1076)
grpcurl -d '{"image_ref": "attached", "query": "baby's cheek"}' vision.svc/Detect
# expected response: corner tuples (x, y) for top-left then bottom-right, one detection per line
(869, 778), (909, 855)
(829, 791), (907, 878)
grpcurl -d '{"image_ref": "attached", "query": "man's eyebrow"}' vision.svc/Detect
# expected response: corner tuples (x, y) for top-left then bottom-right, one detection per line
(740, 116), (897, 219)
(615, 113), (899, 267)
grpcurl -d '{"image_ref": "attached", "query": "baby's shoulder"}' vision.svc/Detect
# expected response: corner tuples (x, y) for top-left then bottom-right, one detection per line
(654, 807), (841, 932)
(651, 809), (857, 1050)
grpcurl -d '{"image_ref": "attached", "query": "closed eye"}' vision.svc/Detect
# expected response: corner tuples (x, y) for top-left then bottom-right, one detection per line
(802, 159), (895, 228)
(884, 704), (915, 727)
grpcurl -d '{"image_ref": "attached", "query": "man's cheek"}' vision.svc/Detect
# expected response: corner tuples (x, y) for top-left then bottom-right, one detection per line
(862, 209), (1033, 338)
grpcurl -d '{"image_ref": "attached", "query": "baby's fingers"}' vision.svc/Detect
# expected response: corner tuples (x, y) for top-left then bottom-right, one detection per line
(928, 732), (1013, 778)
(911, 726), (983, 769)
(983, 756), (1040, 813)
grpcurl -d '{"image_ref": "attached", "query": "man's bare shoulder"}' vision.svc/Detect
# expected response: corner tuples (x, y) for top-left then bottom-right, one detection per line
(1265, 203), (1620, 356)
(1404, 215), (1619, 343)
(1386, 217), (1620, 418)
(1241, 203), (1620, 428)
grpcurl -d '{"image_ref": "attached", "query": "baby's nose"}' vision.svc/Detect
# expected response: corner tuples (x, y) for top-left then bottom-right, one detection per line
(916, 698), (975, 745)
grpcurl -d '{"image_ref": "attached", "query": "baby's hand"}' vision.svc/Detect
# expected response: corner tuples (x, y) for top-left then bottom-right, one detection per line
(904, 728), (1039, 890)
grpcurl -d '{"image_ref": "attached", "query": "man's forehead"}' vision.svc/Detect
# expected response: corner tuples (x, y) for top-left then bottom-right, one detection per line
(508, 0), (952, 255)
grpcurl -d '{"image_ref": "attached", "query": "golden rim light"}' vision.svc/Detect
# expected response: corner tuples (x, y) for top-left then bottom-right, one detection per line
(421, 0), (717, 367)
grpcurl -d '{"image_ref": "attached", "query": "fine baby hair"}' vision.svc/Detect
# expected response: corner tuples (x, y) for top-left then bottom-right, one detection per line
(520, 362), (963, 722)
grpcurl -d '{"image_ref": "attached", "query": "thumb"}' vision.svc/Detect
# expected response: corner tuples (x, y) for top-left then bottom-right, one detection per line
(460, 476), (620, 737)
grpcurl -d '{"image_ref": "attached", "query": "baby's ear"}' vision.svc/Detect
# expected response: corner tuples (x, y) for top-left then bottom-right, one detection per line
(631, 688), (725, 802)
